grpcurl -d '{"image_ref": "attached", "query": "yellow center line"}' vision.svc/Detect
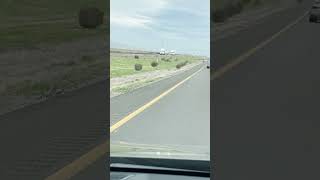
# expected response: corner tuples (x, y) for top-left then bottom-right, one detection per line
(44, 66), (203, 180)
(110, 66), (204, 133)
(212, 11), (308, 80)
(45, 141), (108, 180)
(45, 11), (308, 180)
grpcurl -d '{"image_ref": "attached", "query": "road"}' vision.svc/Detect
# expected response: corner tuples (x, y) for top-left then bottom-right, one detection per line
(214, 0), (320, 179)
(0, 81), (108, 179)
(73, 63), (210, 179)
(0, 62), (209, 180)
(110, 64), (210, 148)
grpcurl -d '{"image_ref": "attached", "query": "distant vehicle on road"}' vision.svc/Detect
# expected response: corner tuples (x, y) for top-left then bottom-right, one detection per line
(309, 3), (320, 22)
(159, 48), (166, 55)
(169, 50), (176, 55)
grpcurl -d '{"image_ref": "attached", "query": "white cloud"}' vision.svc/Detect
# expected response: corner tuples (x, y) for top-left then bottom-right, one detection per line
(110, 0), (210, 56)
(111, 14), (152, 29)
(111, 0), (169, 28)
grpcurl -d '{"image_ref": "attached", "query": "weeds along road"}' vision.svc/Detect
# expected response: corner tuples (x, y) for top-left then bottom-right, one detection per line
(213, 0), (320, 179)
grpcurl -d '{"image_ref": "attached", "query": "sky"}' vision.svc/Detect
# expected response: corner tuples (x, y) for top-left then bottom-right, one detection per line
(110, 0), (210, 56)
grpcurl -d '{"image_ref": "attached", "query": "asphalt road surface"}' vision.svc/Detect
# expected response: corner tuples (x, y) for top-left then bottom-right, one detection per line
(110, 65), (210, 149)
(74, 64), (210, 179)
(72, 64), (210, 180)
(0, 62), (209, 180)
(0, 81), (108, 179)
(214, 0), (320, 179)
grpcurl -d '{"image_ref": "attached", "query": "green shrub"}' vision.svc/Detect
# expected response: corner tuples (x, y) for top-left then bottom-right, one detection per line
(134, 64), (142, 71)
(79, 7), (104, 29)
(151, 61), (158, 67)
(134, 55), (139, 59)
(176, 61), (188, 69)
(161, 57), (170, 62)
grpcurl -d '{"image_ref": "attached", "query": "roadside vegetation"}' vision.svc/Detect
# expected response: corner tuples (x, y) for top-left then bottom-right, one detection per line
(110, 53), (202, 78)
(0, 0), (107, 49)
(110, 50), (205, 97)
(2, 55), (107, 97)
(0, 0), (108, 101)
(0, 22), (106, 49)
(112, 77), (162, 95)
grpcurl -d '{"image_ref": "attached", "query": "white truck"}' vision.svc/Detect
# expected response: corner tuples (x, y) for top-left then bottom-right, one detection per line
(169, 50), (176, 55)
(159, 48), (166, 55)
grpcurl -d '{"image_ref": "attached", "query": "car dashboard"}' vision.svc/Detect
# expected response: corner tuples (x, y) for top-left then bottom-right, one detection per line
(110, 157), (211, 180)
(111, 172), (209, 180)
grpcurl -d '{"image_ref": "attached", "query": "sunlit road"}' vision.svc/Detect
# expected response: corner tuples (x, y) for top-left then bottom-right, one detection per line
(110, 64), (210, 152)
(214, 0), (320, 179)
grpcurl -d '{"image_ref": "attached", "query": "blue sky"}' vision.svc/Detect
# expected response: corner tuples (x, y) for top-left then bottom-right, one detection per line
(110, 0), (210, 56)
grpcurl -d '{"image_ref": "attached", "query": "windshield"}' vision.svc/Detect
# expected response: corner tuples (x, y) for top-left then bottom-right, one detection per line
(110, 0), (210, 163)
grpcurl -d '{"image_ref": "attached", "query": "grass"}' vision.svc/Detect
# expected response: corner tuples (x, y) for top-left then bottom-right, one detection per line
(0, 0), (107, 49)
(110, 53), (202, 78)
(4, 80), (51, 96)
(0, 1), (108, 97)
(112, 77), (162, 95)
(54, 59), (107, 90)
(4, 56), (107, 96)
(0, 21), (106, 49)
(0, 0), (107, 21)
